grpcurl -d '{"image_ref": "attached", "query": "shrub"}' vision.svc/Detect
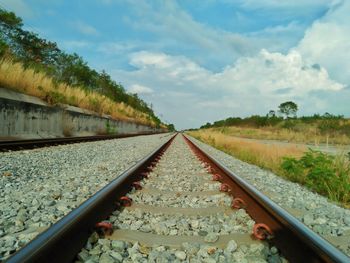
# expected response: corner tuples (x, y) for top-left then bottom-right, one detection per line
(281, 119), (297, 129)
(281, 150), (350, 204)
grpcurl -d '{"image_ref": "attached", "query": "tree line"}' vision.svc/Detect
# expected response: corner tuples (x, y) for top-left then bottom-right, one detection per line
(199, 101), (349, 136)
(0, 8), (175, 129)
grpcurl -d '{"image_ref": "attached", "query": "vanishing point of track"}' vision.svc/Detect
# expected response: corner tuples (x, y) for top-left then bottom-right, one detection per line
(5, 133), (350, 262)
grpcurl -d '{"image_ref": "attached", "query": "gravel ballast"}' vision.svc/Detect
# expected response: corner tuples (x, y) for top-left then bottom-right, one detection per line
(0, 133), (172, 260)
(80, 135), (285, 262)
(189, 135), (350, 257)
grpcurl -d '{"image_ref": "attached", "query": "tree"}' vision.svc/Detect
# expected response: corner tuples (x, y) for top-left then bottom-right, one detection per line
(0, 7), (165, 126)
(200, 122), (212, 129)
(167, 123), (175, 131)
(0, 38), (9, 57)
(268, 110), (276, 118)
(278, 101), (298, 118)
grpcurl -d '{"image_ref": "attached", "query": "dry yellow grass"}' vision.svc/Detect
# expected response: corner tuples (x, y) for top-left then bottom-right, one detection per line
(187, 129), (306, 174)
(215, 126), (350, 145)
(0, 59), (156, 126)
(188, 129), (350, 206)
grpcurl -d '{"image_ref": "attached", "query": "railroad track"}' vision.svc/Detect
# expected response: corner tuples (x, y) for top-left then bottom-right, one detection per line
(0, 132), (162, 151)
(5, 133), (350, 262)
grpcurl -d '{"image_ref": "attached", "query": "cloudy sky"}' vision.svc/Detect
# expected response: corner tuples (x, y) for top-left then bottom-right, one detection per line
(1, 0), (349, 129)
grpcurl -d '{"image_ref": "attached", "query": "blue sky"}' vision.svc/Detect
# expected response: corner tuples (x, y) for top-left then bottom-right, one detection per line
(1, 0), (349, 129)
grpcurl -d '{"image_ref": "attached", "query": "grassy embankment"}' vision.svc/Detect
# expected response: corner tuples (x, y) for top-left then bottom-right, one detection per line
(212, 124), (350, 145)
(0, 59), (159, 127)
(188, 129), (350, 207)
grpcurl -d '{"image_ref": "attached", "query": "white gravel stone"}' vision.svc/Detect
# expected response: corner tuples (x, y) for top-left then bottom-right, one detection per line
(175, 250), (187, 260)
(0, 133), (171, 260)
(225, 240), (238, 253)
(79, 135), (285, 262)
(189, 135), (350, 257)
(109, 251), (123, 262)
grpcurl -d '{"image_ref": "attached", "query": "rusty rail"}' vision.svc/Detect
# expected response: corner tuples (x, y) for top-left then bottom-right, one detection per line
(5, 134), (176, 263)
(5, 133), (349, 263)
(183, 134), (349, 263)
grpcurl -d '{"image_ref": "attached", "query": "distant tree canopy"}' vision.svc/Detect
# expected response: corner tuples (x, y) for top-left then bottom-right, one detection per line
(167, 123), (176, 131)
(268, 110), (276, 118)
(200, 115), (284, 129)
(0, 8), (164, 128)
(200, 101), (350, 135)
(278, 101), (298, 118)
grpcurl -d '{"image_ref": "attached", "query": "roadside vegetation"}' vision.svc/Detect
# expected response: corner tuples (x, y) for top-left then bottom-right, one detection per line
(199, 102), (350, 145)
(281, 151), (350, 205)
(208, 125), (350, 146)
(188, 129), (305, 177)
(189, 101), (350, 206)
(0, 8), (173, 129)
(188, 129), (350, 206)
(0, 59), (155, 125)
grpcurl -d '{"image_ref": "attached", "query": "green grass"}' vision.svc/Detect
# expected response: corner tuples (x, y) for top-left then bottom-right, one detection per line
(281, 150), (350, 205)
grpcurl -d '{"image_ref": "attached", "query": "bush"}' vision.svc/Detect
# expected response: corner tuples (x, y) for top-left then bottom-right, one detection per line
(281, 119), (298, 129)
(280, 157), (305, 183)
(281, 150), (350, 204)
(339, 123), (350, 137)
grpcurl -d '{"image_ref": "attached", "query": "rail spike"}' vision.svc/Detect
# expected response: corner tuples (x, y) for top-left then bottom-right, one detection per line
(120, 196), (132, 207)
(253, 223), (273, 240)
(220, 183), (230, 192)
(212, 174), (222, 181)
(95, 221), (113, 236)
(231, 197), (247, 209)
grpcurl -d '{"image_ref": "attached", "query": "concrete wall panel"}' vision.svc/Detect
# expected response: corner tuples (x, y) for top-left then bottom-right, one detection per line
(0, 88), (164, 139)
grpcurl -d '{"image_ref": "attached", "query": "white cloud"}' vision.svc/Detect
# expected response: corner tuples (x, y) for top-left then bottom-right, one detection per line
(217, 49), (343, 94)
(123, 0), (257, 65)
(114, 0), (329, 72)
(112, 50), (344, 129)
(128, 84), (154, 94)
(296, 1), (350, 84)
(129, 51), (208, 79)
(72, 21), (99, 36)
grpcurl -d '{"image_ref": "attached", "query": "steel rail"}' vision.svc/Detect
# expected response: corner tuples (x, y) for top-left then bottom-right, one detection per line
(183, 134), (350, 263)
(5, 133), (176, 263)
(0, 132), (165, 151)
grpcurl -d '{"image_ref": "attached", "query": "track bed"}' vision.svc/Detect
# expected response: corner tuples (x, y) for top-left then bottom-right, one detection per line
(78, 135), (283, 262)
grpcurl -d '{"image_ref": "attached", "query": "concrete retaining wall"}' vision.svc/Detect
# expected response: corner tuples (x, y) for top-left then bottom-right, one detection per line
(0, 88), (164, 139)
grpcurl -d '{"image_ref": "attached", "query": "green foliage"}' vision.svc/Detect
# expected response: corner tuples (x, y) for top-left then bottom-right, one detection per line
(281, 150), (350, 204)
(200, 115), (284, 129)
(278, 101), (298, 118)
(0, 38), (9, 57)
(0, 7), (163, 126)
(318, 119), (340, 134)
(281, 119), (297, 130)
(0, 9), (22, 27)
(268, 110), (276, 118)
(280, 157), (305, 182)
(198, 106), (348, 138)
(167, 123), (176, 131)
